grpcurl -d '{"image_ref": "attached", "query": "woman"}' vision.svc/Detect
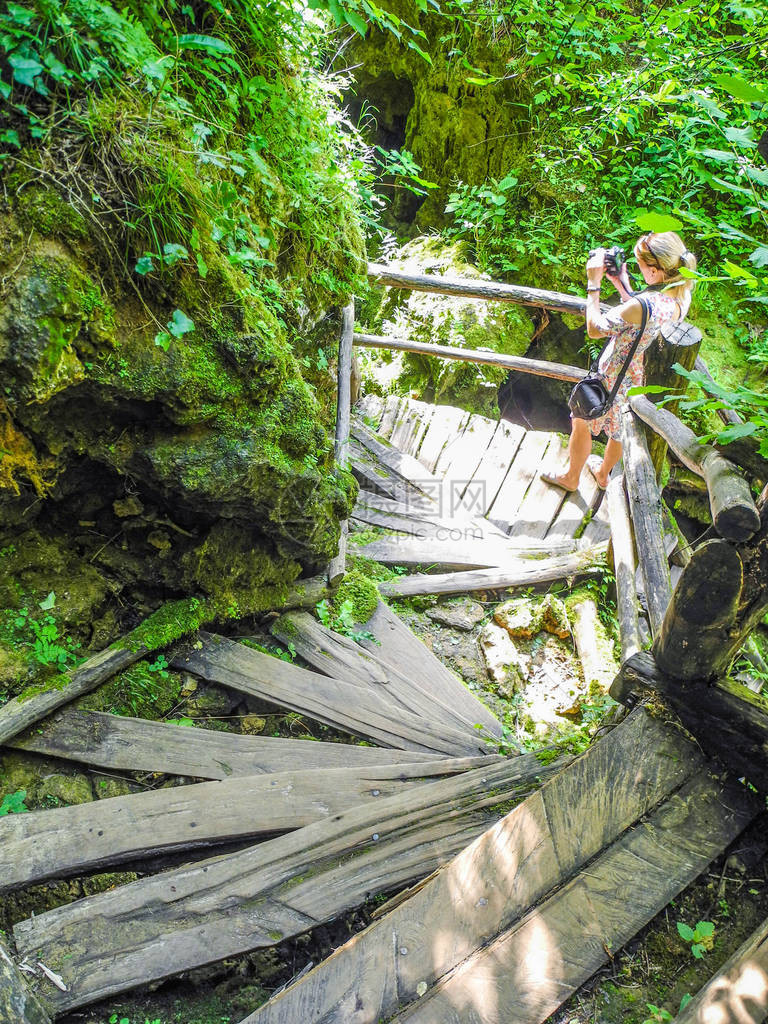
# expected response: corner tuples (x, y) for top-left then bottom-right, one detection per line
(542, 231), (697, 491)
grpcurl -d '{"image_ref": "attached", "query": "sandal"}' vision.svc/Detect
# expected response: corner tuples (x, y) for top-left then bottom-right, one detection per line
(540, 471), (577, 492)
(585, 455), (607, 491)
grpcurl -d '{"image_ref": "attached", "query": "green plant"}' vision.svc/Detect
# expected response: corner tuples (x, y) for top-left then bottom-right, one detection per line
(677, 919), (716, 958)
(642, 993), (692, 1024)
(316, 596), (377, 644)
(10, 592), (79, 668)
(0, 788), (29, 815)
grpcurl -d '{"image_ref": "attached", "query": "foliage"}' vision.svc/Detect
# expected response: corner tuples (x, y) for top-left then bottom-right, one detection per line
(677, 919), (716, 958)
(2, 591), (80, 669)
(0, 788), (29, 815)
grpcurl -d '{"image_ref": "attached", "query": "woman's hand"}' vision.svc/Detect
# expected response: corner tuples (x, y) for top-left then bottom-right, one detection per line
(606, 264), (633, 299)
(586, 249), (605, 287)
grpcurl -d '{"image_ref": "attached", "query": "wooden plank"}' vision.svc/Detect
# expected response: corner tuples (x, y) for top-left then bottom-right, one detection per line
(621, 406), (672, 637)
(349, 448), (433, 509)
(674, 915), (768, 1024)
(356, 533), (578, 570)
(404, 403), (436, 456)
(270, 611), (483, 737)
(387, 396), (415, 450)
(487, 429), (553, 531)
(354, 393), (385, 427)
(507, 434), (570, 541)
(171, 633), (486, 756)
(378, 548), (607, 599)
(355, 489), (508, 540)
(417, 406), (471, 474)
(351, 421), (444, 497)
(367, 262), (590, 316)
(0, 758), (501, 892)
(351, 504), (503, 543)
(13, 757), (560, 1013)
(378, 395), (403, 438)
(606, 473), (641, 661)
(334, 303), (354, 465)
(436, 413), (497, 486)
(239, 707), (705, 1024)
(358, 601), (502, 740)
(391, 399), (432, 454)
(390, 774), (756, 1024)
(8, 708), (441, 779)
(545, 452), (602, 541)
(0, 936), (51, 1024)
(463, 419), (526, 516)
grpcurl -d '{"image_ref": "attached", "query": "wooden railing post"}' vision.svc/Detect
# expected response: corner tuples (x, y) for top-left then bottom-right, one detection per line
(327, 302), (355, 586)
(641, 320), (702, 478)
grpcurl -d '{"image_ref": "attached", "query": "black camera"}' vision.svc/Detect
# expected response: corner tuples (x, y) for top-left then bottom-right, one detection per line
(589, 245), (626, 277)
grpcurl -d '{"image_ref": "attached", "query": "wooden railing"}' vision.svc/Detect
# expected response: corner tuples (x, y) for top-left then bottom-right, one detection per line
(336, 260), (768, 792)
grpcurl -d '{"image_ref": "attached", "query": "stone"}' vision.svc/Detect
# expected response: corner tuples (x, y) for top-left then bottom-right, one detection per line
(539, 593), (571, 639)
(38, 772), (94, 807)
(94, 776), (137, 800)
(112, 495), (143, 517)
(185, 682), (238, 718)
(240, 715), (267, 735)
(478, 621), (530, 698)
(426, 598), (485, 631)
(0, 936), (51, 1024)
(494, 596), (540, 639)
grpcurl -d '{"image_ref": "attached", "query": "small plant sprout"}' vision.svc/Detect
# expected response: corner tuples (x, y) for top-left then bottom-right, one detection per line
(0, 789), (29, 815)
(677, 919), (715, 958)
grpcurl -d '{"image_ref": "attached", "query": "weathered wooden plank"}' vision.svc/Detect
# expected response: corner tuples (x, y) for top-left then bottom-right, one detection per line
(350, 504), (500, 543)
(14, 757), (560, 1012)
(377, 548), (607, 598)
(674, 915), (768, 1024)
(654, 539), (744, 681)
(391, 400), (433, 455)
(9, 708), (441, 779)
(630, 394), (760, 542)
(546, 453), (602, 540)
(621, 406), (672, 637)
(351, 421), (443, 496)
(349, 447), (433, 509)
(171, 633), (486, 755)
(611, 650), (768, 794)
(240, 707), (704, 1024)
(417, 406), (471, 474)
(643, 320), (703, 478)
(437, 414), (498, 492)
(367, 262), (589, 316)
(354, 489), (505, 541)
(354, 393), (385, 427)
(0, 937), (51, 1024)
(357, 601), (502, 739)
(487, 429), (553, 531)
(0, 758), (500, 892)
(606, 473), (641, 662)
(356, 533), (578, 570)
(391, 773), (756, 1024)
(463, 419), (526, 515)
(507, 434), (570, 541)
(378, 395), (403, 438)
(270, 611), (483, 737)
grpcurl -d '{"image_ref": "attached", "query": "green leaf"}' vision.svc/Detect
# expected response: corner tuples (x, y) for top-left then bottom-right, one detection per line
(0, 129), (21, 148)
(677, 922), (695, 942)
(343, 8), (368, 34)
(154, 331), (171, 351)
(167, 309), (195, 337)
(692, 92), (726, 119)
(178, 34), (234, 54)
(746, 166), (768, 187)
(691, 942), (705, 959)
(699, 148), (737, 163)
(749, 246), (768, 269)
(635, 211), (683, 232)
(162, 243), (189, 267)
(8, 55), (44, 89)
(722, 126), (755, 148)
(134, 255), (154, 275)
(695, 921), (715, 938)
(679, 995), (693, 1011)
(712, 74), (768, 103)
(7, 3), (35, 25)
(723, 260), (758, 283)
(38, 591), (56, 611)
(196, 253), (208, 278)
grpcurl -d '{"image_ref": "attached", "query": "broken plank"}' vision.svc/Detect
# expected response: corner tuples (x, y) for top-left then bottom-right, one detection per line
(357, 601), (502, 739)
(354, 490), (508, 540)
(377, 549), (606, 599)
(171, 633), (487, 756)
(356, 533), (578, 570)
(239, 707), (704, 1024)
(546, 455), (603, 541)
(392, 400), (434, 456)
(351, 505), (501, 543)
(391, 773), (757, 1024)
(351, 421), (444, 496)
(0, 757), (500, 892)
(674, 915), (768, 1024)
(270, 611), (485, 737)
(8, 709), (441, 779)
(487, 429), (553, 531)
(354, 393), (385, 428)
(14, 756), (560, 1013)
(436, 414), (498, 488)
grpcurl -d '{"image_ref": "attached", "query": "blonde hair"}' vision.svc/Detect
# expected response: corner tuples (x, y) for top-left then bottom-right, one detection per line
(637, 231), (697, 307)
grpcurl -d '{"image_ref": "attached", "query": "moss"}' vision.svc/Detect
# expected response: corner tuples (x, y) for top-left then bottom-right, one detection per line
(117, 597), (205, 653)
(331, 568), (380, 624)
(15, 184), (90, 243)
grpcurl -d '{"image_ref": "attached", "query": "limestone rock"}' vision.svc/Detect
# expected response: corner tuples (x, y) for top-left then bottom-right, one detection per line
(240, 715), (267, 735)
(539, 593), (571, 639)
(494, 596), (540, 639)
(479, 621), (530, 698)
(426, 598), (485, 631)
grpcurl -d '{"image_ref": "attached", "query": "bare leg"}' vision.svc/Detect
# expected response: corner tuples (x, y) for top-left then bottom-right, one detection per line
(545, 417), (592, 490)
(591, 438), (623, 488)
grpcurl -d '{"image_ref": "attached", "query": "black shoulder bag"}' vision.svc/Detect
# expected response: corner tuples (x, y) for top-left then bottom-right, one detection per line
(568, 295), (650, 421)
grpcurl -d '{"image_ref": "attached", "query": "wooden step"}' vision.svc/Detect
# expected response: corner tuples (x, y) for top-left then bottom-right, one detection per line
(357, 601), (502, 740)
(171, 633), (488, 756)
(237, 708), (708, 1024)
(13, 755), (562, 1013)
(416, 406), (471, 473)
(8, 709), (441, 779)
(487, 429), (553, 531)
(0, 757), (500, 892)
(356, 534), (579, 570)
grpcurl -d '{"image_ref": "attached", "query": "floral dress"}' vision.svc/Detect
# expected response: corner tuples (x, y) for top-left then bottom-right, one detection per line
(588, 291), (682, 441)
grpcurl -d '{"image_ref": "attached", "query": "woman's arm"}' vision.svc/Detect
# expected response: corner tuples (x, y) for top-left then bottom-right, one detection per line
(585, 251), (643, 338)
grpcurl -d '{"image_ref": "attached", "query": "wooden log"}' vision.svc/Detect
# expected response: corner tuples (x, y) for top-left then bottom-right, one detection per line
(642, 319), (702, 477)
(389, 773), (756, 1024)
(269, 611), (483, 736)
(610, 650), (768, 793)
(674, 915), (768, 1024)
(281, 575), (329, 610)
(620, 406), (672, 637)
(606, 473), (641, 661)
(355, 533), (579, 571)
(630, 394), (760, 542)
(570, 596), (618, 691)
(13, 757), (559, 1012)
(0, 936), (52, 1024)
(0, 758), (501, 892)
(327, 519), (347, 587)
(357, 601), (502, 740)
(171, 633), (487, 756)
(353, 332), (586, 383)
(239, 707), (705, 1024)
(8, 708), (441, 779)
(335, 303), (354, 465)
(377, 548), (607, 599)
(653, 538), (743, 681)
(367, 262), (589, 316)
